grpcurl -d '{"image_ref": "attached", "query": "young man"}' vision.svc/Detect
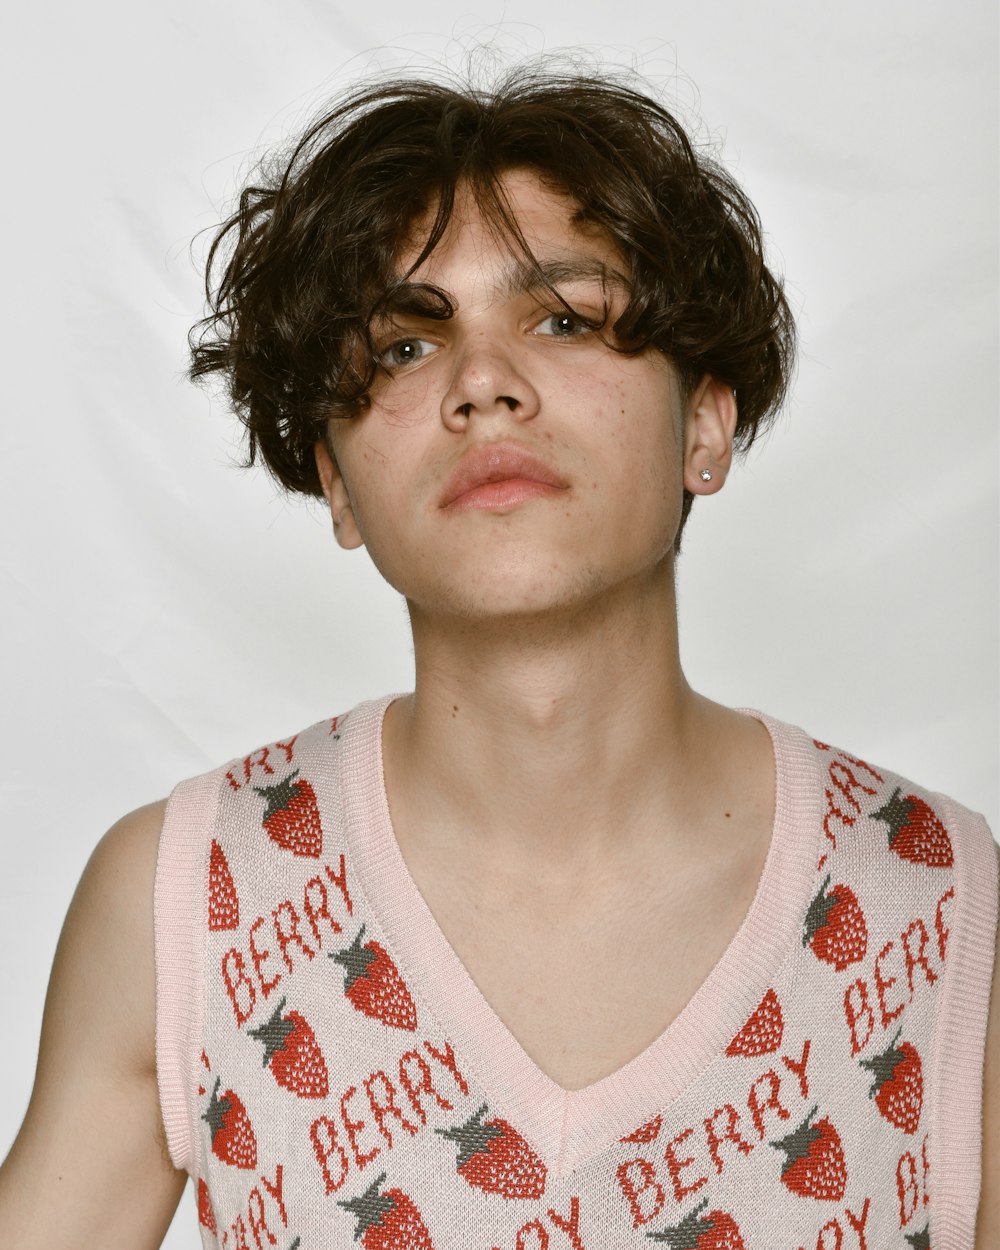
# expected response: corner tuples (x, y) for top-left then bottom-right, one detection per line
(0, 66), (996, 1249)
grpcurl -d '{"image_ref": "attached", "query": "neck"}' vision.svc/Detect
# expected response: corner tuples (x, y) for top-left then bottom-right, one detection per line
(383, 562), (741, 868)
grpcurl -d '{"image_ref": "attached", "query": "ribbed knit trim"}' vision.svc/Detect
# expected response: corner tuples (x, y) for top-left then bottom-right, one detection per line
(337, 696), (824, 1177)
(928, 797), (998, 1248)
(154, 764), (226, 1175)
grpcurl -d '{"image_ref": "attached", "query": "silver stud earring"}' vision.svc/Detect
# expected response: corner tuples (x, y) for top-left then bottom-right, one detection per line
(699, 468), (713, 482)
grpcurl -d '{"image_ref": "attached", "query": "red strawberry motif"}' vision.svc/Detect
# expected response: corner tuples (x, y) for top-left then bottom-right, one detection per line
(770, 1104), (847, 1201)
(197, 1177), (217, 1233)
(329, 925), (417, 1031)
(726, 987), (783, 1057)
(904, 1226), (931, 1250)
(871, 788), (953, 868)
(621, 1114), (663, 1144)
(247, 995), (330, 1099)
(435, 1101), (547, 1198)
(802, 875), (867, 969)
(337, 1172), (435, 1250)
(201, 1077), (258, 1170)
(208, 839), (239, 931)
(858, 1027), (922, 1134)
(646, 1197), (746, 1248)
(254, 769), (323, 857)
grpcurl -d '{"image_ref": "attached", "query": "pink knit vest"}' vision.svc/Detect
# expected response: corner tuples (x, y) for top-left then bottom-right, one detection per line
(154, 696), (997, 1249)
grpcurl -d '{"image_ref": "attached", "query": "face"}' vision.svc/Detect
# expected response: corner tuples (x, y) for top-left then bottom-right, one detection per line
(317, 169), (733, 624)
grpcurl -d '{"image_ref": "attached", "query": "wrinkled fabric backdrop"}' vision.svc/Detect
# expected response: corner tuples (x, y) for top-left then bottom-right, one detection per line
(1, 2), (996, 1243)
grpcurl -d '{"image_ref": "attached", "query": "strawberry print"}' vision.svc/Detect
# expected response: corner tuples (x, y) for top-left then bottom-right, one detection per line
(858, 1027), (922, 1134)
(338, 1172), (435, 1250)
(197, 1177), (217, 1234)
(904, 1227), (931, 1250)
(201, 1077), (258, 1170)
(254, 769), (323, 857)
(770, 1104), (847, 1201)
(247, 995), (330, 1099)
(208, 839), (239, 930)
(329, 924), (417, 1031)
(871, 788), (953, 868)
(802, 875), (867, 969)
(726, 987), (783, 1057)
(435, 1101), (547, 1198)
(621, 1114), (663, 1144)
(646, 1197), (746, 1248)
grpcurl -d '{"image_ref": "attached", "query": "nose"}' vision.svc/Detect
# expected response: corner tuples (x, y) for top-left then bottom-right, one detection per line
(440, 335), (541, 432)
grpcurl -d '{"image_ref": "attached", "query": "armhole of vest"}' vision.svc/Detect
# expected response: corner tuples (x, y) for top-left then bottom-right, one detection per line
(153, 763), (228, 1176)
(930, 798), (998, 1247)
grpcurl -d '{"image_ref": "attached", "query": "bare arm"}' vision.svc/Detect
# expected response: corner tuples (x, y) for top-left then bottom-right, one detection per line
(975, 840), (1000, 1247)
(0, 801), (187, 1247)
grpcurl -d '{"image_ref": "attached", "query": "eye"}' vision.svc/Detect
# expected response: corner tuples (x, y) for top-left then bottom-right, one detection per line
(533, 311), (593, 339)
(377, 337), (439, 369)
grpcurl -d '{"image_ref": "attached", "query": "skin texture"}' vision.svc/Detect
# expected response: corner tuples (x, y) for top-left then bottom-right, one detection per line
(0, 169), (995, 1244)
(319, 174), (733, 627)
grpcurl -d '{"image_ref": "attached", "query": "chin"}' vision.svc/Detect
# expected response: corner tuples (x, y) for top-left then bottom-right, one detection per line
(407, 565), (616, 626)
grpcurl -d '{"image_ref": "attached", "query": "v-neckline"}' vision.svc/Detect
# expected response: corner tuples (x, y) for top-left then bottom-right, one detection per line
(336, 694), (823, 1178)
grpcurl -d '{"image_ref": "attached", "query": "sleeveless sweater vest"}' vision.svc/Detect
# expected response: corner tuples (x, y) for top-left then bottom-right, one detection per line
(154, 696), (997, 1250)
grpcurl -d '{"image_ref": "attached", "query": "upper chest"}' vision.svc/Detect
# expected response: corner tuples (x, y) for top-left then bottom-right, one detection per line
(397, 823), (771, 1091)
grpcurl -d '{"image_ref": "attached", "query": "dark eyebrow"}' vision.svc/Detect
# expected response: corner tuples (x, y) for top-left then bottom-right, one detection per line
(498, 255), (631, 299)
(374, 256), (630, 326)
(371, 284), (453, 325)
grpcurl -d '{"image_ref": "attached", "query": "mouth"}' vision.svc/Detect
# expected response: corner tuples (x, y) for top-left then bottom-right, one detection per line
(439, 443), (569, 512)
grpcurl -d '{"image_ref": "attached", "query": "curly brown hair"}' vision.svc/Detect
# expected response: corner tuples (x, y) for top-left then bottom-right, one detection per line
(189, 62), (795, 532)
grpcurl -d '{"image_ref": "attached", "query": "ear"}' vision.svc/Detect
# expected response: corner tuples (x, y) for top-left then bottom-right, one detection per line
(682, 375), (739, 496)
(314, 438), (364, 550)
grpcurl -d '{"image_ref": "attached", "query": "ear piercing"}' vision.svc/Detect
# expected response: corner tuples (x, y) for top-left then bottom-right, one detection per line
(699, 468), (713, 482)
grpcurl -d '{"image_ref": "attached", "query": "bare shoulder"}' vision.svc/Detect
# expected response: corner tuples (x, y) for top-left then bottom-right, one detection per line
(0, 799), (186, 1247)
(58, 799), (169, 1067)
(89, 798), (168, 894)
(89, 800), (168, 897)
(100, 797), (167, 842)
(975, 839), (1000, 1247)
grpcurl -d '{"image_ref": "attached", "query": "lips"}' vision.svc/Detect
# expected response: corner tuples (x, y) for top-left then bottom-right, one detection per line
(439, 443), (568, 511)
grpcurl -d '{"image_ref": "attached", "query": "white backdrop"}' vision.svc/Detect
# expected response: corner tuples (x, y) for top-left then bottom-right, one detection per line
(1, 2), (996, 1244)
